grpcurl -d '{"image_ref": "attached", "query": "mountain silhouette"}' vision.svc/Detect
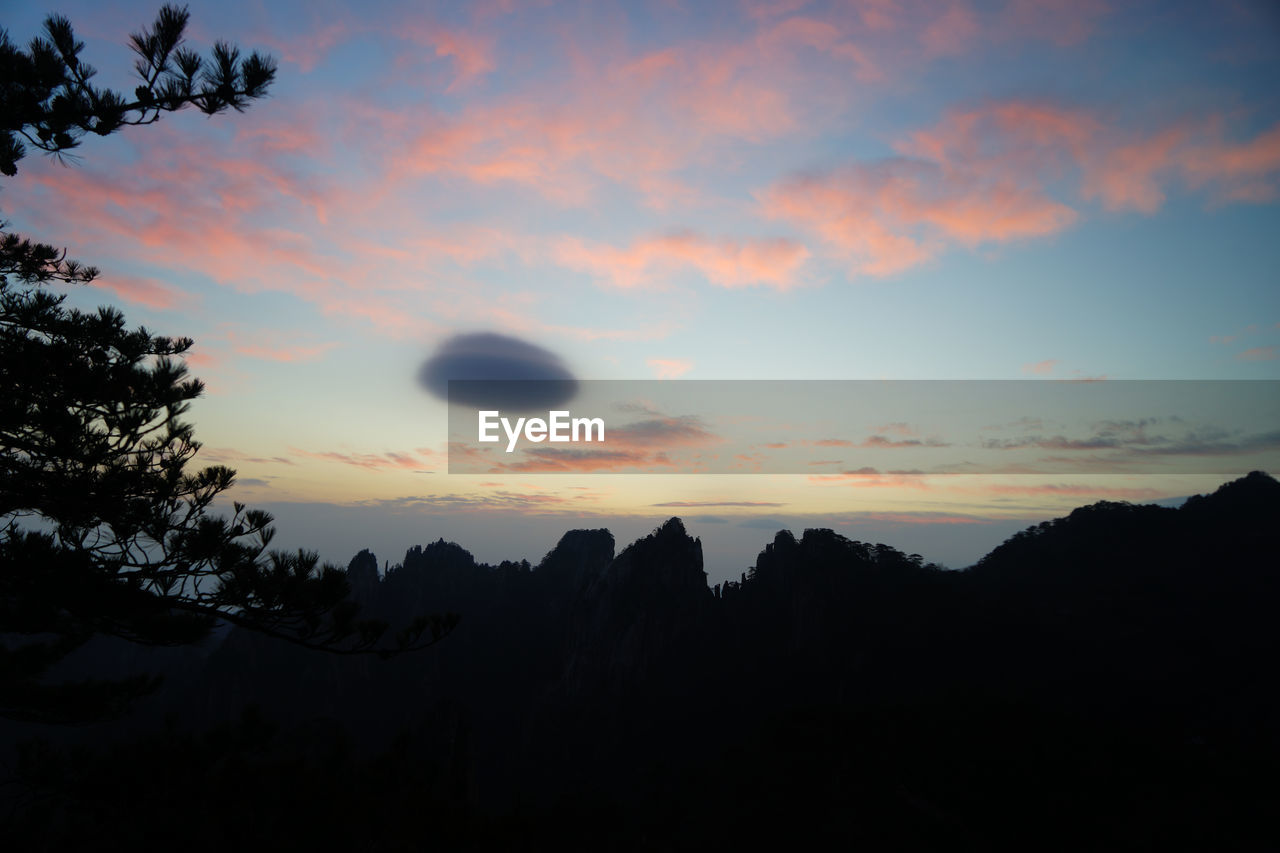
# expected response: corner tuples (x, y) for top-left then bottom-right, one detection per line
(4, 472), (1277, 850)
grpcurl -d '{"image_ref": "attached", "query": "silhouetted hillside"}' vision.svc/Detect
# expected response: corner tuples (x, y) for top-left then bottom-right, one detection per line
(4, 473), (1277, 850)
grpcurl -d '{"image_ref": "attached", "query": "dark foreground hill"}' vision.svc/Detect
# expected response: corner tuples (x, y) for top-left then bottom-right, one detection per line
(4, 473), (1278, 850)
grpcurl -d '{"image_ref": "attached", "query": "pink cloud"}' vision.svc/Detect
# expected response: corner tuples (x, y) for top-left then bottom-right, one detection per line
(291, 447), (440, 471)
(362, 490), (580, 514)
(1237, 346), (1277, 362)
(1083, 126), (1187, 213)
(354, 6), (914, 212)
(768, 100), (1280, 279)
(554, 231), (809, 291)
(483, 303), (680, 343)
(95, 274), (188, 311)
(9, 130), (479, 339)
(760, 159), (1075, 276)
(998, 0), (1112, 47)
(652, 499), (785, 507)
(744, 0), (813, 20)
(755, 16), (882, 83)
(896, 101), (1098, 177)
(200, 446), (297, 467)
(808, 468), (930, 489)
(979, 483), (1163, 499)
(491, 448), (681, 474)
(183, 350), (221, 370)
(908, 102), (1280, 216)
(1022, 359), (1058, 375)
(232, 341), (340, 363)
(254, 13), (496, 90)
(1180, 121), (1280, 204)
(919, 1), (979, 56)
(419, 26), (497, 90)
(252, 21), (352, 73)
(648, 358), (694, 379)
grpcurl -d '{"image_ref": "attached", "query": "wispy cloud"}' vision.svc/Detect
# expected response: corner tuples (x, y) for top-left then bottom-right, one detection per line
(290, 447), (441, 472)
(554, 231), (810, 291)
(651, 500), (785, 507)
(1022, 359), (1058, 375)
(1237, 346), (1277, 362)
(648, 358), (694, 378)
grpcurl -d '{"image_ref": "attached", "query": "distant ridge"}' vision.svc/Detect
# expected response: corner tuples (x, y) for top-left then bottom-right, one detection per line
(6, 472), (1277, 850)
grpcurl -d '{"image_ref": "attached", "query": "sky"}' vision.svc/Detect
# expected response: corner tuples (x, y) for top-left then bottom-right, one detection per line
(4, 0), (1279, 581)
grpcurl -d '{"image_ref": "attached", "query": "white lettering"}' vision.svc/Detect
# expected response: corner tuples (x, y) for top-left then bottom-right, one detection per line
(503, 416), (526, 453)
(479, 411), (606, 452)
(573, 417), (605, 442)
(478, 411), (500, 442)
(549, 411), (570, 442)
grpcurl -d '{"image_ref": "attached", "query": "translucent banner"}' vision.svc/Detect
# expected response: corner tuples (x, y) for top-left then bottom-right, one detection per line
(446, 380), (1280, 475)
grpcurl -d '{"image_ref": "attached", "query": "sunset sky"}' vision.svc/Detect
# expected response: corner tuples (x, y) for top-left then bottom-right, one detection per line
(5, 0), (1279, 579)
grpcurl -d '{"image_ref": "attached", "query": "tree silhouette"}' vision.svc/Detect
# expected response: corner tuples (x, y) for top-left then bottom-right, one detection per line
(0, 6), (455, 724)
(0, 4), (275, 177)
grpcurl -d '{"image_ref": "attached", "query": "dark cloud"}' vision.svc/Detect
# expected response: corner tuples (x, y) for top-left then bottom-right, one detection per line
(983, 421), (1280, 459)
(608, 415), (719, 447)
(860, 435), (951, 448)
(419, 332), (577, 411)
